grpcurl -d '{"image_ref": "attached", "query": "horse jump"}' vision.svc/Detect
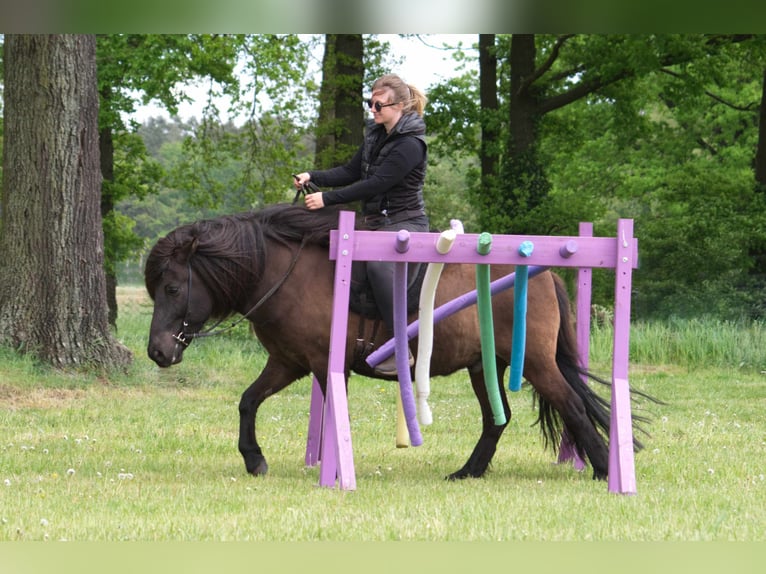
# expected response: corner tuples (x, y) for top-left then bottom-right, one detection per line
(306, 211), (638, 493)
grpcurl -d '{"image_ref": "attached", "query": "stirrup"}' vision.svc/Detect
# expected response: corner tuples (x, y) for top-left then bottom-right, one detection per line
(373, 349), (414, 376)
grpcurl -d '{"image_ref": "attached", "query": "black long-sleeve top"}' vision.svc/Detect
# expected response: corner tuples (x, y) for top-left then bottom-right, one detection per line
(308, 113), (427, 223)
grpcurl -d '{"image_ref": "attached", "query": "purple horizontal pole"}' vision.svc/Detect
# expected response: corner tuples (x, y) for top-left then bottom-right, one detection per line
(331, 230), (638, 270)
(367, 265), (549, 368)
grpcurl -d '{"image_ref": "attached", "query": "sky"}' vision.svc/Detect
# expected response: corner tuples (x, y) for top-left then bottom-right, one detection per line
(128, 34), (478, 125)
(382, 34), (476, 89)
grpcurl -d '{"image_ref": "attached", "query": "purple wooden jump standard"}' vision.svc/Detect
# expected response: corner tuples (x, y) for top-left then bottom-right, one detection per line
(557, 223), (591, 471)
(306, 210), (639, 494)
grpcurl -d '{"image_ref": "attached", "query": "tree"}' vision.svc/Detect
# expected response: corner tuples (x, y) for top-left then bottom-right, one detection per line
(315, 34), (365, 169)
(97, 34), (244, 325)
(0, 34), (131, 368)
(163, 35), (316, 209)
(478, 34), (500, 200)
(458, 35), (757, 235)
(425, 34), (766, 318)
(757, 68), (766, 190)
(540, 35), (766, 317)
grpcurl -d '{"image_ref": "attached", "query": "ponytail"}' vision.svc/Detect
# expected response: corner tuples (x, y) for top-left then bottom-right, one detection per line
(371, 74), (428, 117)
(406, 83), (427, 116)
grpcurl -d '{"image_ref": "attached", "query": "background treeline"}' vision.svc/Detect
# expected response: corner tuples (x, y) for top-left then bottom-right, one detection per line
(6, 34), (764, 323)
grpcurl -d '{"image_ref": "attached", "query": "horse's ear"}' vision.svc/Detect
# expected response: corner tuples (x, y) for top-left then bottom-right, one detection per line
(176, 237), (199, 263)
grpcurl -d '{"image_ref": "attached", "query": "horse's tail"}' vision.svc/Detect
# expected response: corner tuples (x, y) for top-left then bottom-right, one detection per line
(535, 273), (653, 455)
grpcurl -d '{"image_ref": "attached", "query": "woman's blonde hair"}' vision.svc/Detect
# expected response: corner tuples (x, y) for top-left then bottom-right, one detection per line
(371, 74), (427, 116)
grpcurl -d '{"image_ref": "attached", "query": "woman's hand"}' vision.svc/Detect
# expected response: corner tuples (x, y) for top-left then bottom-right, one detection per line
(293, 172), (311, 189)
(305, 192), (325, 210)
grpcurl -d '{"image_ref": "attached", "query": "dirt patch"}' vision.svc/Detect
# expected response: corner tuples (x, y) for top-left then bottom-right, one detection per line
(117, 286), (151, 307)
(0, 383), (88, 411)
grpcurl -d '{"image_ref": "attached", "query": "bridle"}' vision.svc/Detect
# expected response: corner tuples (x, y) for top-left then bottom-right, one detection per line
(171, 177), (320, 356)
(171, 235), (307, 354)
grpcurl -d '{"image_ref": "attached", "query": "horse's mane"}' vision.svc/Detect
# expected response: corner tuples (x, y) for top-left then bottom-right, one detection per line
(144, 203), (345, 318)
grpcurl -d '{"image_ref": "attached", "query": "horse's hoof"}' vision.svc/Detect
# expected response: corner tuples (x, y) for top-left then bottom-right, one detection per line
(445, 470), (470, 481)
(249, 458), (269, 476)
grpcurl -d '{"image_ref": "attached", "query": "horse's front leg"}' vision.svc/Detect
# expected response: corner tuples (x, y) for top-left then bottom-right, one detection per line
(239, 357), (308, 476)
(448, 361), (511, 480)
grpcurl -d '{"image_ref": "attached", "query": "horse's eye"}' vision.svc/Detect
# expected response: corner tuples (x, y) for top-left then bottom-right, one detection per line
(165, 284), (180, 296)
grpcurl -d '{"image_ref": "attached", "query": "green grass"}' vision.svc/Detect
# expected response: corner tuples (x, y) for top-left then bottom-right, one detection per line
(590, 316), (766, 371)
(0, 287), (764, 541)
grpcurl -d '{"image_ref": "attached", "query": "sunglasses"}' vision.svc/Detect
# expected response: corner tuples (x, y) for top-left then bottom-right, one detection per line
(366, 99), (398, 112)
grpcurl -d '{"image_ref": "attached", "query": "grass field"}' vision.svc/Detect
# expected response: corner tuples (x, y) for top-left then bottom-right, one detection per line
(1, 286), (764, 542)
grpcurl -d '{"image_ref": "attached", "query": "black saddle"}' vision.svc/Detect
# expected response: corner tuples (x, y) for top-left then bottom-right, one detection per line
(348, 260), (427, 319)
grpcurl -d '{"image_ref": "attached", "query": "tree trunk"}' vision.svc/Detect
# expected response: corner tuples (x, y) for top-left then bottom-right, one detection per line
(0, 34), (132, 368)
(748, 66), (766, 287)
(509, 34), (540, 157)
(479, 34), (499, 192)
(315, 34), (364, 169)
(477, 34), (550, 234)
(99, 122), (119, 328)
(755, 67), (766, 190)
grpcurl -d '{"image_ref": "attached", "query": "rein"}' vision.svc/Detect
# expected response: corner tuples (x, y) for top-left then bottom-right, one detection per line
(172, 235), (307, 350)
(291, 177), (321, 204)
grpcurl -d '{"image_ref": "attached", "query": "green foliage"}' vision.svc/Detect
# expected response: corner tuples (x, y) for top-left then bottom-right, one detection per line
(541, 38), (766, 319)
(98, 34), (315, 280)
(169, 35), (315, 210)
(106, 130), (164, 205)
(101, 34), (766, 321)
(422, 152), (479, 232)
(96, 34), (246, 289)
(632, 163), (764, 319)
(426, 74), (481, 158)
(435, 34), (766, 319)
(102, 209), (143, 277)
(118, 118), (244, 250)
(0, 37), (3, 206)
(96, 34), (244, 129)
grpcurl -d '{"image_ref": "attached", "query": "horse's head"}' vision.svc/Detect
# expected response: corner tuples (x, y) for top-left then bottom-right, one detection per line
(145, 233), (214, 368)
(144, 208), (330, 368)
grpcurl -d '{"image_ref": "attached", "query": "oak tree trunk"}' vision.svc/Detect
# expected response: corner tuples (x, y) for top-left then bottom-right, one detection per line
(0, 34), (132, 368)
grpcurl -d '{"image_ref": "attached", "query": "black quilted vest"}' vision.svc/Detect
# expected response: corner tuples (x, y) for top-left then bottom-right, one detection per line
(360, 112), (427, 219)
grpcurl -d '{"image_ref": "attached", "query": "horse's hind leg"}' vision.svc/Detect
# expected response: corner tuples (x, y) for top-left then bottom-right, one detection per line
(238, 357), (308, 476)
(447, 361), (510, 480)
(526, 362), (609, 480)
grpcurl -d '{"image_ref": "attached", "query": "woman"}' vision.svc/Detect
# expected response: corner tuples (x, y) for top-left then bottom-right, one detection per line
(293, 74), (429, 376)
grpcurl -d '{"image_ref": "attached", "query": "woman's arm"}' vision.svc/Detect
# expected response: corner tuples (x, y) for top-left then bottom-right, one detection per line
(321, 137), (425, 206)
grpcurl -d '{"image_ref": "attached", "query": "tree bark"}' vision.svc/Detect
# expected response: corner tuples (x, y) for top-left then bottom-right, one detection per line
(99, 121), (119, 328)
(0, 34), (131, 368)
(483, 34), (550, 234)
(509, 34), (540, 157)
(315, 34), (364, 169)
(755, 67), (766, 190)
(479, 34), (499, 191)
